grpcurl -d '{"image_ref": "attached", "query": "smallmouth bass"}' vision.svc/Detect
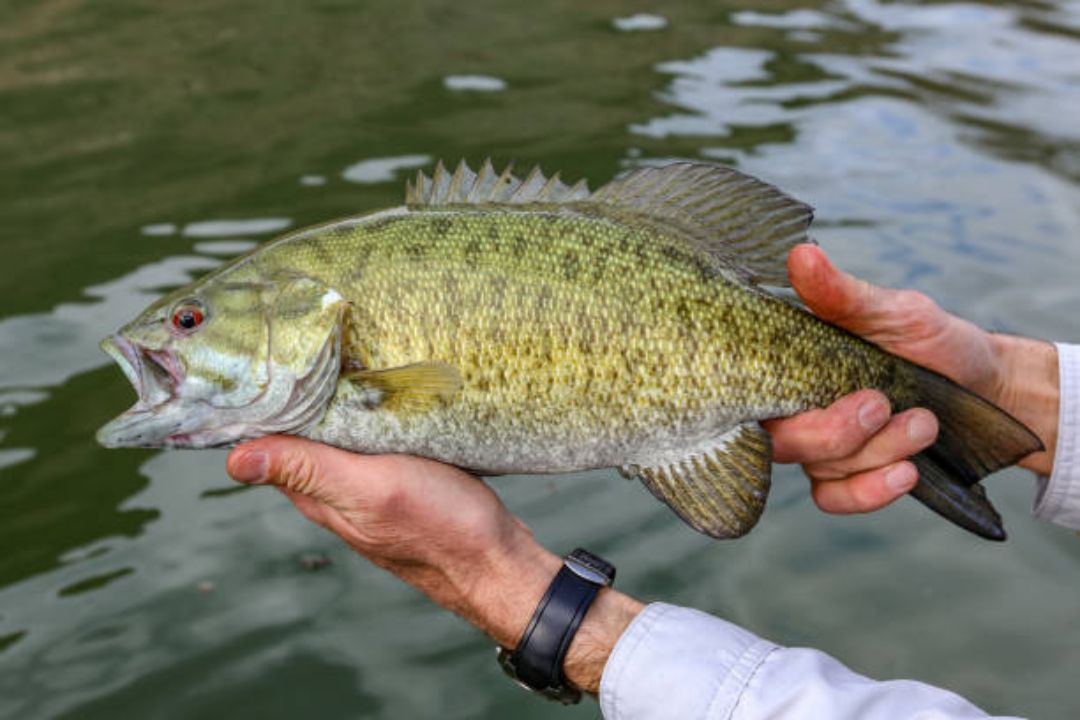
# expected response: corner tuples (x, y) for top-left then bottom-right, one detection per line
(97, 160), (1041, 540)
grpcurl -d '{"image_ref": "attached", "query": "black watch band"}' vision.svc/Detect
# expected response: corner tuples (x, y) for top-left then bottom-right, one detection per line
(497, 548), (616, 705)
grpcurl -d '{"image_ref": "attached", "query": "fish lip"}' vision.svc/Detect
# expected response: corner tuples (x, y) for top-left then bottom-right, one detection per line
(101, 335), (146, 400)
(100, 334), (184, 408)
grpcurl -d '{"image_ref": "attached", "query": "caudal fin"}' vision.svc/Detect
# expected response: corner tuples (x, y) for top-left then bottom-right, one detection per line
(907, 366), (1043, 541)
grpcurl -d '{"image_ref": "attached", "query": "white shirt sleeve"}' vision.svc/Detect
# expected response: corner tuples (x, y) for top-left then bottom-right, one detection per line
(600, 603), (1023, 720)
(1033, 342), (1080, 529)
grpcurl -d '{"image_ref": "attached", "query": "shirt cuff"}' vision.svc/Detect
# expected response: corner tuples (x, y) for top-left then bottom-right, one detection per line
(599, 602), (777, 720)
(1033, 342), (1080, 529)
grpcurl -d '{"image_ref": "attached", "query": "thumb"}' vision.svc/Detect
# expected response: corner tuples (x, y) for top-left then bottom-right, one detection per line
(227, 435), (355, 505)
(787, 244), (887, 334)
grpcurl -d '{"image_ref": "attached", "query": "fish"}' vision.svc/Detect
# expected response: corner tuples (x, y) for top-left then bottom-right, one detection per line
(96, 160), (1043, 541)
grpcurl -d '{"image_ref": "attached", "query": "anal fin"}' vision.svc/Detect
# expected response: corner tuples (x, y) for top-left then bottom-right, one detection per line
(620, 423), (772, 539)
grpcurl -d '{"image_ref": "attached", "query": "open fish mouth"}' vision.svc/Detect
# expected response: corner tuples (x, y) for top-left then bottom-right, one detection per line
(100, 335), (182, 409)
(96, 335), (199, 448)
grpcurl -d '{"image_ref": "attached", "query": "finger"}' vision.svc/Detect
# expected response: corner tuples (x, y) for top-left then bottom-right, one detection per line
(786, 244), (873, 323)
(804, 408), (939, 480)
(227, 435), (372, 506)
(811, 460), (919, 514)
(788, 244), (928, 337)
(765, 389), (891, 464)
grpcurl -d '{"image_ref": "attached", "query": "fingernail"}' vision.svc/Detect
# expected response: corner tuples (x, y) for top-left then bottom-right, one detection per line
(885, 463), (916, 492)
(231, 451), (268, 484)
(906, 412), (937, 445)
(858, 399), (889, 431)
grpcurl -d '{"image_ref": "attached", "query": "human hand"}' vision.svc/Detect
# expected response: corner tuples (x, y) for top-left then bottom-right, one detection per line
(226, 437), (643, 693)
(763, 244), (1058, 515)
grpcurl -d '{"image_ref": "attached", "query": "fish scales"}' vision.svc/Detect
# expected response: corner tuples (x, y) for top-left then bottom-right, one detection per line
(97, 160), (1042, 541)
(246, 207), (911, 471)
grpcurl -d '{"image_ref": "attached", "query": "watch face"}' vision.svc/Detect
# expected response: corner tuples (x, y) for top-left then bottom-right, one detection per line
(565, 548), (615, 585)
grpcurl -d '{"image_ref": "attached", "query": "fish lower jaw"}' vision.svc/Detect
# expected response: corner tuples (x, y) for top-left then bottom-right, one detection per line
(96, 396), (221, 449)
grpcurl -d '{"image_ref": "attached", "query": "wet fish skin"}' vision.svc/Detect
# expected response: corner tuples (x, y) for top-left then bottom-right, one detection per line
(304, 208), (910, 464)
(97, 160), (1041, 541)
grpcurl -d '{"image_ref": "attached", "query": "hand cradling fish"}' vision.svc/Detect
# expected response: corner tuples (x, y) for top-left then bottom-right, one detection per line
(96, 160), (1042, 541)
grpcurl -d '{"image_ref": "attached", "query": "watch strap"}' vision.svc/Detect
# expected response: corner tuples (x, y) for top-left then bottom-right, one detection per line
(501, 548), (615, 704)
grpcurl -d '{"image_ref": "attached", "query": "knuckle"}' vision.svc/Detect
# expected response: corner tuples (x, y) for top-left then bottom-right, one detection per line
(893, 289), (935, 315)
(804, 462), (842, 482)
(822, 421), (859, 457)
(277, 451), (321, 496)
(847, 477), (879, 513)
(890, 291), (940, 335)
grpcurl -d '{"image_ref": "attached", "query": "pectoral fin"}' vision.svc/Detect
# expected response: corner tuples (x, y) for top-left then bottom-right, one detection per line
(347, 362), (462, 412)
(620, 423), (772, 539)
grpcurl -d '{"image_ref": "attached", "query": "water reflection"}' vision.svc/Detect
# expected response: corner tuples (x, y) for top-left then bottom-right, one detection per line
(612, 14), (668, 32)
(182, 218), (293, 238)
(443, 75), (508, 92)
(0, 447), (35, 471)
(341, 155), (433, 184)
(193, 240), (259, 256)
(139, 223), (178, 237)
(732, 9), (846, 30)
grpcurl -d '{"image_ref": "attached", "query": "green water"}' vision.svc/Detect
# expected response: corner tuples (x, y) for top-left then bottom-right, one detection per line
(2, 1), (1079, 717)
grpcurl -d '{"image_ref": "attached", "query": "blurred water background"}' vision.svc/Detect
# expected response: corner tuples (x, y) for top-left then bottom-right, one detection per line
(1, 1), (1079, 718)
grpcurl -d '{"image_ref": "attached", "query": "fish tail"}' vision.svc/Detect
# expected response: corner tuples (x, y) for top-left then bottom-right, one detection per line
(905, 365), (1043, 541)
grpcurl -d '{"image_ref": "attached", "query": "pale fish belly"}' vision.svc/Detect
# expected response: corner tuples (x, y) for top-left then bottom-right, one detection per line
(303, 381), (748, 474)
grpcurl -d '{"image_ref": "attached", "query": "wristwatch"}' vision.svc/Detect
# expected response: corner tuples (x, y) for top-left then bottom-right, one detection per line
(496, 548), (616, 704)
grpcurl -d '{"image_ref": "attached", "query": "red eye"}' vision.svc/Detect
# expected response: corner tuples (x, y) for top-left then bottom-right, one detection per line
(171, 305), (205, 332)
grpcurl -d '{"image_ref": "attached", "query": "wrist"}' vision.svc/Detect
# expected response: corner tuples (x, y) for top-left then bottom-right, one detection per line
(456, 528), (645, 696)
(459, 527), (564, 650)
(988, 333), (1059, 474)
(561, 586), (645, 693)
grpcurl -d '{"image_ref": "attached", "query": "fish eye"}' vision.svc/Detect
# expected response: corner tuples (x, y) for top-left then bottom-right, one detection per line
(170, 300), (206, 333)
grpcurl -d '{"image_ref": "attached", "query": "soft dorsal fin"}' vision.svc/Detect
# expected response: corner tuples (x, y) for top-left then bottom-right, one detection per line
(405, 158), (590, 206)
(590, 163), (814, 286)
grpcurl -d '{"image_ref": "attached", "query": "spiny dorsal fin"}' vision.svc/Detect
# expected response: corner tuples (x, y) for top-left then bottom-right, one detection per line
(590, 163), (815, 286)
(405, 159), (590, 206)
(619, 422), (772, 539)
(405, 159), (812, 286)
